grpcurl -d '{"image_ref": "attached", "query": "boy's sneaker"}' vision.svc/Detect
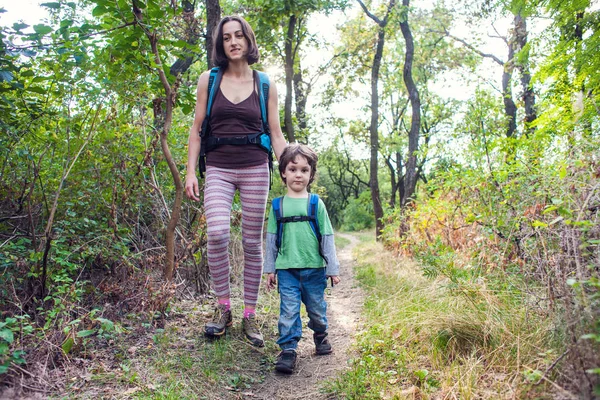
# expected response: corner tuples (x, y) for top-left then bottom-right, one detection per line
(275, 349), (297, 373)
(314, 332), (333, 355)
(242, 314), (264, 347)
(204, 304), (232, 338)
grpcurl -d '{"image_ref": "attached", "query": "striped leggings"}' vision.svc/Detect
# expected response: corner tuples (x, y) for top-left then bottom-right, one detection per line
(204, 163), (269, 308)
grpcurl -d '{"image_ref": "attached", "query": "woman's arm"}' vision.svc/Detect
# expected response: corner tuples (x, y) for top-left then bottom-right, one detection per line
(266, 81), (287, 160)
(185, 71), (210, 201)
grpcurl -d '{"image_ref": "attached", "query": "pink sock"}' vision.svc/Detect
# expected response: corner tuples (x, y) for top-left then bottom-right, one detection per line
(218, 298), (230, 311)
(243, 307), (255, 318)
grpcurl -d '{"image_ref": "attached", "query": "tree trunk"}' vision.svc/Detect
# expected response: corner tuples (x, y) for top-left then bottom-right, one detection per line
(369, 27), (385, 238)
(503, 39), (517, 138)
(399, 0), (421, 207)
(136, 0), (200, 281)
(386, 155), (397, 207)
(514, 14), (536, 136)
(206, 0), (221, 69)
(293, 66), (308, 133)
(284, 15), (297, 142)
(357, 0), (396, 239)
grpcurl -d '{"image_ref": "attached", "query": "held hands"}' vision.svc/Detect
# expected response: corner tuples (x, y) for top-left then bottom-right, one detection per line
(266, 273), (277, 291)
(185, 175), (200, 201)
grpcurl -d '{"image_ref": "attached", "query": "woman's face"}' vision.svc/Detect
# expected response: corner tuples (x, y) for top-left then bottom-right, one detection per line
(222, 21), (248, 62)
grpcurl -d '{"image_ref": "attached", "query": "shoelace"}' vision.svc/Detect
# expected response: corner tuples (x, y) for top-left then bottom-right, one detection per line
(245, 316), (260, 333)
(212, 306), (227, 323)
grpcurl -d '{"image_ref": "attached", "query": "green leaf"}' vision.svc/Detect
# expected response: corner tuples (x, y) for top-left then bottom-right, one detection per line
(61, 337), (74, 354)
(0, 329), (14, 344)
(12, 22), (29, 31)
(33, 24), (53, 35)
(12, 351), (25, 364)
(92, 6), (108, 16)
(523, 369), (542, 383)
(60, 19), (73, 29)
(559, 165), (567, 179)
(41, 2), (61, 9)
(531, 220), (548, 228)
(0, 71), (13, 82)
(414, 369), (429, 380)
(76, 329), (96, 338)
(96, 318), (114, 331)
(0, 364), (8, 374)
(26, 86), (47, 94)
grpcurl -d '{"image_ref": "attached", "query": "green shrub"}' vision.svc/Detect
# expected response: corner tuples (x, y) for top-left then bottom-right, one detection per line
(341, 191), (374, 231)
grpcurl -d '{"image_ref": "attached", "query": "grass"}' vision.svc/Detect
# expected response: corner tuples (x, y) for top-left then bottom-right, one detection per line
(324, 239), (563, 399)
(335, 234), (351, 249)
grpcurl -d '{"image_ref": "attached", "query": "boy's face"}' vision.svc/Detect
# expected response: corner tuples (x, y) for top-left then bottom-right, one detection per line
(282, 155), (311, 194)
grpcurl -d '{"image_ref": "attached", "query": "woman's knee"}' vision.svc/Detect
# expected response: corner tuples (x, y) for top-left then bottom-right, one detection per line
(241, 236), (262, 252)
(208, 229), (230, 245)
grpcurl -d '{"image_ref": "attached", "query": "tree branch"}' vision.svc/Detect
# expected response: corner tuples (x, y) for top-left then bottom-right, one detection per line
(356, 0), (383, 25)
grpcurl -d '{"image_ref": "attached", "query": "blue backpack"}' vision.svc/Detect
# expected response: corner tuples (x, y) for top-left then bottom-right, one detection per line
(198, 67), (273, 177)
(272, 193), (327, 263)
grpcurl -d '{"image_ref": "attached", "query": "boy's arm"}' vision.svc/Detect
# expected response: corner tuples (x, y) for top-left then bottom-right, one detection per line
(321, 234), (340, 277)
(263, 232), (277, 274)
(317, 200), (340, 277)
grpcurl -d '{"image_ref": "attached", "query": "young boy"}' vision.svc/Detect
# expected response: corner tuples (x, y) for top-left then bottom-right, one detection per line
(263, 143), (341, 374)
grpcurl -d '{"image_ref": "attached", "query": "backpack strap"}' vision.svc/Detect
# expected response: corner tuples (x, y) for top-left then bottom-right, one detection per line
(256, 70), (273, 188)
(199, 67), (222, 177)
(256, 71), (269, 131)
(308, 194), (327, 264)
(273, 196), (284, 253)
(206, 67), (222, 118)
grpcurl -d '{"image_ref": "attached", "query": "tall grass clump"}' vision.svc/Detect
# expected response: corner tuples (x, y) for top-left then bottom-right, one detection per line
(327, 239), (558, 399)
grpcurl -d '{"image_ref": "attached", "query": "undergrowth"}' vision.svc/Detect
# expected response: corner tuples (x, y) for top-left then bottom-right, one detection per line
(325, 239), (563, 399)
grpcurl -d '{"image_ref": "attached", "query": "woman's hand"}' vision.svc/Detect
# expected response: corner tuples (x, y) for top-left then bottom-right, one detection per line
(185, 174), (200, 201)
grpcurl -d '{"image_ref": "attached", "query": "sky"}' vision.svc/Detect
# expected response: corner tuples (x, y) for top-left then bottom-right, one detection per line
(0, 0), (47, 28)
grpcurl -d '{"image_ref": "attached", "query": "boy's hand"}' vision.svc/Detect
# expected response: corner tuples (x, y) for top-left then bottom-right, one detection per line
(328, 275), (341, 285)
(266, 273), (277, 291)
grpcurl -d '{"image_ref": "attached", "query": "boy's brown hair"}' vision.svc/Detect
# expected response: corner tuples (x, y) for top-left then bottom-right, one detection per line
(212, 16), (260, 69)
(278, 143), (318, 185)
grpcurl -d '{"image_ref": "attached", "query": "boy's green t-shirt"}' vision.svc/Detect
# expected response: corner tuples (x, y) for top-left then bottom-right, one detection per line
(267, 195), (334, 269)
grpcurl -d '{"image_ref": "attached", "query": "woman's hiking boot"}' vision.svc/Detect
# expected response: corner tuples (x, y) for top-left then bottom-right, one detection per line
(242, 314), (264, 347)
(204, 304), (232, 338)
(275, 349), (297, 374)
(314, 332), (333, 355)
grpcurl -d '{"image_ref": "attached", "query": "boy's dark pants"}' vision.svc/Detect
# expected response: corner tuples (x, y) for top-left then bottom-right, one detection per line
(277, 268), (328, 351)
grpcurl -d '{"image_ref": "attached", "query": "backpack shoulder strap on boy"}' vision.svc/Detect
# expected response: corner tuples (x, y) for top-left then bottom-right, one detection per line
(272, 194), (327, 262)
(198, 67), (273, 178)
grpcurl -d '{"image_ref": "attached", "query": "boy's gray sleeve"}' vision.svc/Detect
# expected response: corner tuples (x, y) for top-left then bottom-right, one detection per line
(263, 232), (277, 274)
(321, 234), (340, 276)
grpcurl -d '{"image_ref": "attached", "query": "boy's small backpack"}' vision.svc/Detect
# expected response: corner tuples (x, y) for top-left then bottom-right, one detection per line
(198, 67), (273, 177)
(272, 193), (327, 263)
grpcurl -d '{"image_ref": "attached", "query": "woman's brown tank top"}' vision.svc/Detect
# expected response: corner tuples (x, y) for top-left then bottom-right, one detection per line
(205, 72), (268, 169)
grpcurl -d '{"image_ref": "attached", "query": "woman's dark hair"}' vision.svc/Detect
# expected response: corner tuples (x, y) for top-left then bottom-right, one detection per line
(212, 16), (260, 69)
(278, 143), (319, 185)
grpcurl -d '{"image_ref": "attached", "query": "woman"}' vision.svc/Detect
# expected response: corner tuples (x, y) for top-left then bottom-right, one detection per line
(185, 16), (286, 347)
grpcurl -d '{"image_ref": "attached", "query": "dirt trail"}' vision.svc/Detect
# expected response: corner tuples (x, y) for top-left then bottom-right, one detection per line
(251, 233), (364, 399)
